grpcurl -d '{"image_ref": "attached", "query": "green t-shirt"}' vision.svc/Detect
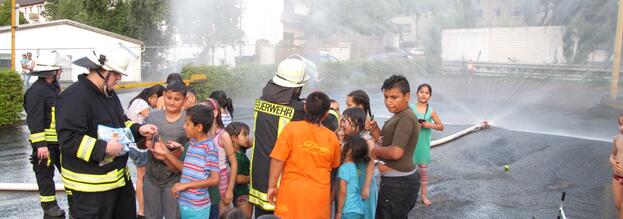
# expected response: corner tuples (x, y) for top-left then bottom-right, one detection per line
(233, 150), (250, 198)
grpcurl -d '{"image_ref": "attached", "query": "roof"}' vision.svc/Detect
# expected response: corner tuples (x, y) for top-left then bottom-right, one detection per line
(16, 0), (46, 6)
(0, 19), (144, 46)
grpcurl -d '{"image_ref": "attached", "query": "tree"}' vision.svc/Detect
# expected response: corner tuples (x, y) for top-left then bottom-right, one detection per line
(45, 0), (172, 72)
(303, 0), (397, 38)
(0, 0), (27, 26)
(521, 0), (554, 26)
(548, 0), (617, 64)
(45, 0), (130, 34)
(172, 0), (243, 62)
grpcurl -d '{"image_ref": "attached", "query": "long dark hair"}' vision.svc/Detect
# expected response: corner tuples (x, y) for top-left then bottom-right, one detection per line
(342, 135), (370, 164)
(129, 84), (165, 107)
(347, 90), (372, 118)
(200, 98), (225, 129)
(342, 107), (366, 135)
(209, 90), (234, 118)
(166, 73), (184, 85)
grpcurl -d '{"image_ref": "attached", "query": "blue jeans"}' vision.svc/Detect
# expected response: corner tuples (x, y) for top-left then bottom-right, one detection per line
(180, 205), (210, 219)
(22, 73), (31, 88)
(375, 171), (420, 219)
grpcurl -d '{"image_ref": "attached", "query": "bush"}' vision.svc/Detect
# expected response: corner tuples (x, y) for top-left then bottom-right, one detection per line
(181, 64), (275, 100)
(182, 59), (436, 100)
(0, 69), (24, 126)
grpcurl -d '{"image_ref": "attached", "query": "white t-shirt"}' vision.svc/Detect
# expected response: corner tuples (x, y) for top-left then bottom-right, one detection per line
(127, 99), (150, 124)
(221, 111), (232, 127)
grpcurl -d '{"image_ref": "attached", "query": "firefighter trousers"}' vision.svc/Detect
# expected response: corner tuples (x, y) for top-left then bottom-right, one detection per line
(70, 179), (136, 219)
(31, 145), (72, 207)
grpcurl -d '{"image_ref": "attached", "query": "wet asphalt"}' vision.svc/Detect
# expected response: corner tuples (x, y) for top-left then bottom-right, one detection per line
(0, 75), (620, 218)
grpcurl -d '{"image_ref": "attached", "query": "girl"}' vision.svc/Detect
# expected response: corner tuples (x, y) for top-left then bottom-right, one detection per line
(209, 90), (234, 127)
(412, 83), (444, 206)
(183, 86), (197, 110)
(346, 90), (381, 142)
(127, 84), (165, 123)
(346, 90), (371, 118)
(200, 98), (238, 218)
(225, 122), (253, 219)
(337, 135), (370, 219)
(126, 84), (164, 218)
(340, 107), (378, 219)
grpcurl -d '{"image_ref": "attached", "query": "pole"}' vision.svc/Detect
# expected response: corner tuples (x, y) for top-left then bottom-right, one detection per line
(611, 0), (623, 99)
(10, 0), (16, 71)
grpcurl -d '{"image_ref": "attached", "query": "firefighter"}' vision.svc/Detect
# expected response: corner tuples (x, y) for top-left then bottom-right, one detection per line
(56, 45), (158, 218)
(23, 51), (70, 217)
(249, 55), (316, 216)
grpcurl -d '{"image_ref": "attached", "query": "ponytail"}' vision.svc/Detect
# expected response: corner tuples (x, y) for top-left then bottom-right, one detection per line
(209, 90), (234, 119)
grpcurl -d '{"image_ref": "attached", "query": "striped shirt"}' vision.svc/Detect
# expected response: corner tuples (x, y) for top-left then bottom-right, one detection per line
(179, 139), (219, 208)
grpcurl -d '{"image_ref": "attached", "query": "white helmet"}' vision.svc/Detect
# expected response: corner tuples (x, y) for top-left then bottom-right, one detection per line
(30, 51), (70, 76)
(73, 43), (138, 76)
(272, 54), (316, 88)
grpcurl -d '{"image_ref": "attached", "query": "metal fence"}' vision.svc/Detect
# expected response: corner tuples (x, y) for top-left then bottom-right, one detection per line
(442, 61), (621, 82)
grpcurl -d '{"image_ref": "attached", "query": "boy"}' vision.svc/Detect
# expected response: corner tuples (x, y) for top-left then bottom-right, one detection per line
(171, 105), (220, 219)
(610, 113), (623, 218)
(371, 75), (420, 219)
(267, 91), (341, 219)
(225, 122), (253, 218)
(144, 82), (189, 219)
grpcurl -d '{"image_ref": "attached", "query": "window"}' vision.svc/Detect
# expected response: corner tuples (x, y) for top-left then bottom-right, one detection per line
(283, 32), (295, 44)
(494, 8), (501, 17)
(284, 0), (294, 13)
(511, 7), (522, 17)
(401, 24), (412, 34)
(283, 32), (295, 40)
(476, 9), (483, 18)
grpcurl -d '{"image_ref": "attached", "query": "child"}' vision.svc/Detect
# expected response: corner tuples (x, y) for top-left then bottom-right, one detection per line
(199, 98), (238, 218)
(143, 82), (189, 219)
(126, 84), (164, 218)
(412, 83), (444, 206)
(340, 107), (378, 219)
(171, 105), (220, 219)
(128, 85), (165, 123)
(337, 135), (370, 219)
(219, 208), (248, 219)
(610, 113), (623, 217)
(158, 73), (185, 109)
(184, 86), (197, 110)
(346, 90), (381, 142)
(225, 122), (253, 219)
(209, 90), (234, 127)
(346, 90), (371, 119)
(266, 91), (341, 219)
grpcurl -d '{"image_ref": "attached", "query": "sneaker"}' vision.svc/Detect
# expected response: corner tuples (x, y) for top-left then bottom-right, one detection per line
(42, 204), (65, 217)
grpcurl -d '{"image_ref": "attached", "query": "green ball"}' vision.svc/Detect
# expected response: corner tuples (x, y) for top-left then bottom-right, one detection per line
(504, 165), (510, 171)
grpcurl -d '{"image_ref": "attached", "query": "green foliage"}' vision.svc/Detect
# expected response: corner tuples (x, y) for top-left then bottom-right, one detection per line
(182, 59), (432, 100)
(181, 64), (274, 100)
(174, 0), (243, 59)
(0, 69), (24, 126)
(0, 0), (27, 26)
(45, 0), (172, 67)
